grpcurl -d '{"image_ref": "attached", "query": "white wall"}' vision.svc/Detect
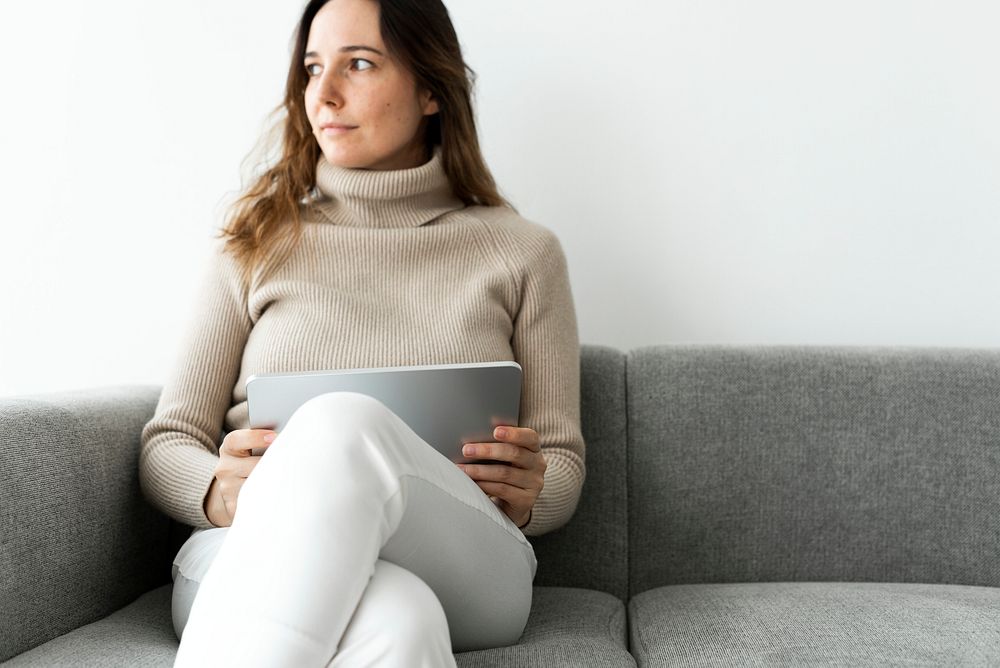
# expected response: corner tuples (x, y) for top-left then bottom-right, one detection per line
(2, 0), (998, 397)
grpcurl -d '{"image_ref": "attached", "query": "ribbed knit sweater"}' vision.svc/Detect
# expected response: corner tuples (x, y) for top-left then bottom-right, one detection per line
(138, 144), (585, 537)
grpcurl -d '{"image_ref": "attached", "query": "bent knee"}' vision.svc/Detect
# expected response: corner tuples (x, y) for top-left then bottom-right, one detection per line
(286, 391), (396, 438)
(262, 392), (420, 491)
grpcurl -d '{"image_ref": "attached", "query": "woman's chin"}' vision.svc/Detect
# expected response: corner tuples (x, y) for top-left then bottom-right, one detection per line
(321, 147), (371, 170)
(318, 143), (421, 171)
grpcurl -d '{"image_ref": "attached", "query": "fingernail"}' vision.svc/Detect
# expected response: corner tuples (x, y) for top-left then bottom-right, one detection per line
(495, 427), (507, 439)
(463, 444), (475, 456)
(263, 433), (276, 443)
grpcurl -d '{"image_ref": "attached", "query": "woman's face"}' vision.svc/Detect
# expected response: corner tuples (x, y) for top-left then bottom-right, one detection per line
(303, 0), (439, 171)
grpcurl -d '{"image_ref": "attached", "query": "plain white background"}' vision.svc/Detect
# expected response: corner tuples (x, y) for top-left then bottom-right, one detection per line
(1, 0), (998, 397)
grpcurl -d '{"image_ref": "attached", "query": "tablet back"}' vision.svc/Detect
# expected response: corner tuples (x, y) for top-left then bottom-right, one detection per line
(245, 361), (521, 463)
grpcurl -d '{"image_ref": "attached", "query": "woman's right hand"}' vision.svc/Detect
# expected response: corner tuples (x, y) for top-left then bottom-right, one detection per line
(204, 428), (277, 527)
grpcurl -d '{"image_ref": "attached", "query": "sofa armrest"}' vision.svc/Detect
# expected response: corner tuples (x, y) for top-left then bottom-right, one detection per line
(0, 384), (175, 662)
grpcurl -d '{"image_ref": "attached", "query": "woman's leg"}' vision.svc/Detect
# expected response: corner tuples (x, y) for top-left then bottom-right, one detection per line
(173, 391), (536, 667)
(174, 540), (456, 667)
(325, 559), (454, 667)
(171, 526), (227, 641)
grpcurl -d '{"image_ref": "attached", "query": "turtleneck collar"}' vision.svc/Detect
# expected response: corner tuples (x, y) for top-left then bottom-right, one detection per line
(313, 144), (466, 228)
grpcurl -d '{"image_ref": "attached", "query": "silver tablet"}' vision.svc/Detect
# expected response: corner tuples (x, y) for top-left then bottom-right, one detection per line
(245, 361), (521, 463)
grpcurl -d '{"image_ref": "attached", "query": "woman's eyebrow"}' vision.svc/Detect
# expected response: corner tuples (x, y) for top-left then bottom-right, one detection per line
(304, 45), (385, 59)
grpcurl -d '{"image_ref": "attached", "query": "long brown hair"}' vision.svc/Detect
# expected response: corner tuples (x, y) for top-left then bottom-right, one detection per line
(217, 0), (516, 286)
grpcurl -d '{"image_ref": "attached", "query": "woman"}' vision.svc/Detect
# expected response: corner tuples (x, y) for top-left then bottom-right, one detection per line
(139, 0), (585, 665)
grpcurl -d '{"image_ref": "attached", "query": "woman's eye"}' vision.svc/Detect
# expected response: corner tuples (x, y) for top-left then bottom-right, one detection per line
(305, 59), (374, 77)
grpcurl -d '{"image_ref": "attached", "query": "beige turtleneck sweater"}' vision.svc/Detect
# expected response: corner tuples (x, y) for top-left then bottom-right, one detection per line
(138, 144), (585, 537)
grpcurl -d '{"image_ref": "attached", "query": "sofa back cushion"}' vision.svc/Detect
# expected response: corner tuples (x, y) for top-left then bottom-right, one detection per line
(627, 345), (1000, 598)
(529, 344), (629, 602)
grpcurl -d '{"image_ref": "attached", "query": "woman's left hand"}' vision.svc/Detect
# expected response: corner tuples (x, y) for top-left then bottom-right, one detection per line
(457, 426), (545, 529)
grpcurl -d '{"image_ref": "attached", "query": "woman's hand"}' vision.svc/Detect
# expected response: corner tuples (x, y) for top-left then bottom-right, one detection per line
(204, 428), (277, 527)
(457, 426), (545, 529)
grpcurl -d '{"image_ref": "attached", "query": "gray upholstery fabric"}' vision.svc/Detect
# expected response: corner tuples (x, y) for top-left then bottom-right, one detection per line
(5, 345), (999, 665)
(629, 581), (1000, 666)
(627, 345), (1000, 596)
(0, 385), (172, 662)
(4, 585), (633, 667)
(1, 345), (630, 664)
(530, 344), (629, 601)
(457, 587), (634, 667)
(2, 585), (179, 667)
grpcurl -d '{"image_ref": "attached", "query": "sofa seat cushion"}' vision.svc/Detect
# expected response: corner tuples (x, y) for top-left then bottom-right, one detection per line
(5, 585), (633, 667)
(3, 584), (178, 667)
(457, 586), (635, 667)
(630, 581), (1000, 666)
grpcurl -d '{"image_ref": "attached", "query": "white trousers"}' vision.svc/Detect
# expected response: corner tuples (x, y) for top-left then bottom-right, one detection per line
(171, 391), (537, 667)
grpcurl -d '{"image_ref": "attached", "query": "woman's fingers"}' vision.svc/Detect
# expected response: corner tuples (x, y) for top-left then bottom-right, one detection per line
(459, 425), (544, 527)
(221, 428), (277, 457)
(461, 441), (532, 467)
(473, 481), (532, 507)
(463, 426), (541, 464)
(458, 461), (531, 488)
(491, 426), (540, 452)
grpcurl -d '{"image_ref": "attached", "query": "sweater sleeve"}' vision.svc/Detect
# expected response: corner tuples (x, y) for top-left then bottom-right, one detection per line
(138, 241), (253, 528)
(509, 228), (586, 536)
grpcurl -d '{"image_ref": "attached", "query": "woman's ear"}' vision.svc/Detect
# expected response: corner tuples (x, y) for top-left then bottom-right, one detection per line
(420, 89), (439, 116)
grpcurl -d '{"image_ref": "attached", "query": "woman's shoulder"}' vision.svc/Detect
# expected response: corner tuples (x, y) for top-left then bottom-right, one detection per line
(456, 204), (563, 252)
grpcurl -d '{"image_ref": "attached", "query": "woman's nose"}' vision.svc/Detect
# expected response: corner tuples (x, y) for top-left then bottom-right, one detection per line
(317, 71), (345, 106)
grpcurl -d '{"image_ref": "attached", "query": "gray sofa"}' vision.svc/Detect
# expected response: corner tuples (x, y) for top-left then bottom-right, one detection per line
(3, 344), (999, 666)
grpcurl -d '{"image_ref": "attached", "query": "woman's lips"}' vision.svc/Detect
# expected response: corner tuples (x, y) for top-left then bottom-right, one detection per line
(322, 126), (356, 135)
